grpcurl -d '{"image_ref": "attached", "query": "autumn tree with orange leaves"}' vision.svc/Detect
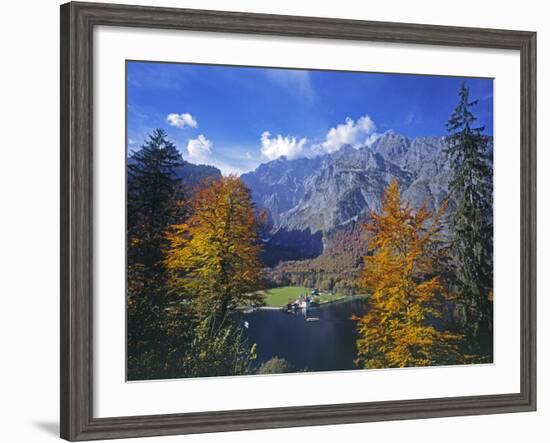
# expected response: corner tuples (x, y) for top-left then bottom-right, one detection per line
(354, 180), (463, 369)
(166, 176), (264, 327)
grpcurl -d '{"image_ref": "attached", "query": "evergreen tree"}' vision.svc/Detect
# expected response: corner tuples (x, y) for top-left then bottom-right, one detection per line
(127, 128), (185, 272)
(445, 83), (493, 345)
(127, 129), (186, 379)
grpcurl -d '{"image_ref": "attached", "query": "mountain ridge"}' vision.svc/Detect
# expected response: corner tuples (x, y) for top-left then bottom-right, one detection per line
(241, 131), (492, 265)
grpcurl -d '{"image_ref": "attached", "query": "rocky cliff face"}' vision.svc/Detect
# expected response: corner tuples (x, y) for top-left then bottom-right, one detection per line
(242, 131), (491, 264)
(240, 156), (322, 228)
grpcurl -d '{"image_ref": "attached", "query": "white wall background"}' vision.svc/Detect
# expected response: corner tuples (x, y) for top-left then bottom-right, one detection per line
(0, 0), (546, 442)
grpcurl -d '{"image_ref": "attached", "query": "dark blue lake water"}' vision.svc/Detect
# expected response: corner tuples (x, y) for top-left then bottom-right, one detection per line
(239, 299), (369, 372)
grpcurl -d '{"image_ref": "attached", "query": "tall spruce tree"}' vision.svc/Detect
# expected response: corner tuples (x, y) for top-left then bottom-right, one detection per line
(445, 83), (493, 344)
(127, 129), (184, 272)
(127, 129), (186, 379)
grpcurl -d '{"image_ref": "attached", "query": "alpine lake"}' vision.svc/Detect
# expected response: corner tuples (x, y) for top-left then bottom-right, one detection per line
(237, 297), (369, 373)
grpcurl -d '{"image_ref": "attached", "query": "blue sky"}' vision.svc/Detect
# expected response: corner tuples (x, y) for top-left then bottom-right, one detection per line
(127, 61), (493, 175)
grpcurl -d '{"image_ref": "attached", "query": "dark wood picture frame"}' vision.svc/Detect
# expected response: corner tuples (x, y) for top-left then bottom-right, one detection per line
(60, 1), (537, 440)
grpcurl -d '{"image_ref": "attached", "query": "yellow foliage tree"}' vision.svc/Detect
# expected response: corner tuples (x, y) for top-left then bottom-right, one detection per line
(166, 176), (264, 326)
(354, 180), (463, 369)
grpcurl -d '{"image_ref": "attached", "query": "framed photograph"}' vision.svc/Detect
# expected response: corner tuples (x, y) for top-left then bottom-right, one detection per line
(60, 1), (536, 440)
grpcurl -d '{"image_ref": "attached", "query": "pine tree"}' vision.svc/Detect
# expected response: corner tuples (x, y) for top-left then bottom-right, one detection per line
(354, 180), (462, 369)
(127, 129), (186, 379)
(444, 83), (493, 342)
(128, 128), (185, 274)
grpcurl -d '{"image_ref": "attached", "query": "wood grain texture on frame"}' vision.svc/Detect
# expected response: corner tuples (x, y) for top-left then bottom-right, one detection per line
(60, 2), (536, 440)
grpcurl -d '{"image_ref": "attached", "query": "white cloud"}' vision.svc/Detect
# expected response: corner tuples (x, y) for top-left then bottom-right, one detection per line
(187, 134), (212, 160)
(364, 132), (382, 147)
(201, 157), (258, 177)
(317, 115), (377, 154)
(258, 115), (380, 161)
(260, 131), (308, 160)
(265, 70), (315, 100)
(166, 112), (198, 129)
(211, 161), (247, 176)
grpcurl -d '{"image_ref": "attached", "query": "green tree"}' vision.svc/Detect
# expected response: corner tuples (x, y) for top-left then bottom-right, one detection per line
(445, 83), (493, 345)
(179, 317), (257, 378)
(127, 129), (186, 379)
(258, 357), (292, 374)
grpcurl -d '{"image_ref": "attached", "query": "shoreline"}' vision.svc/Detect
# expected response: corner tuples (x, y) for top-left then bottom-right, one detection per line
(240, 294), (369, 313)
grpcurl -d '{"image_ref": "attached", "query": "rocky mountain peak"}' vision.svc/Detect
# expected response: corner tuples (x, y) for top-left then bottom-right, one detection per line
(370, 131), (411, 165)
(240, 132), (490, 264)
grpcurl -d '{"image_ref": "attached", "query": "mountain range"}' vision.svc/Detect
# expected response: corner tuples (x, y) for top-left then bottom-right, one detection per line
(172, 131), (492, 268)
(241, 131), (473, 264)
